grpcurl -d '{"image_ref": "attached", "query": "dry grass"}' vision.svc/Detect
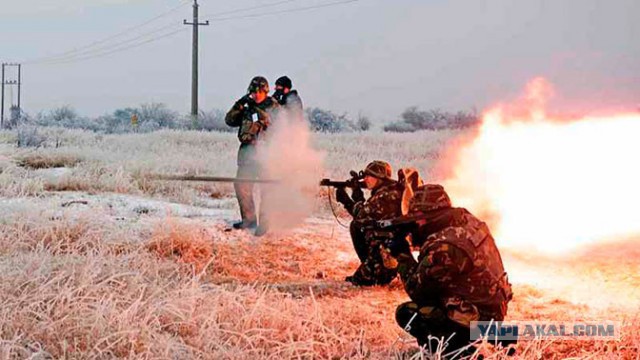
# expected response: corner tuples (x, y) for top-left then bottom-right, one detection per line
(0, 128), (459, 204)
(0, 129), (638, 359)
(147, 220), (214, 273)
(2, 212), (635, 359)
(0, 214), (403, 359)
(0, 165), (45, 197)
(15, 152), (82, 169)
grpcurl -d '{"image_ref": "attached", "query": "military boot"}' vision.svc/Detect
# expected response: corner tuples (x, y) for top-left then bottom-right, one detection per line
(254, 224), (268, 237)
(232, 220), (257, 230)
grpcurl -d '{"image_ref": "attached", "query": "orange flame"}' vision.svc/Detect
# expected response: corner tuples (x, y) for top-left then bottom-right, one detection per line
(444, 78), (640, 254)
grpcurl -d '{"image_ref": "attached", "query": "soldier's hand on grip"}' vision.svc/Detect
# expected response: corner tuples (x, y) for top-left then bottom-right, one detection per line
(351, 186), (365, 203)
(383, 237), (411, 258)
(335, 187), (352, 206)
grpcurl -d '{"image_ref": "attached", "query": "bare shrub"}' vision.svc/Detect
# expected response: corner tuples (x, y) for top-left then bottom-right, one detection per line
(306, 107), (356, 133)
(385, 107), (479, 132)
(49, 105), (78, 122)
(191, 109), (233, 132)
(356, 113), (372, 131)
(16, 126), (47, 148)
(138, 103), (179, 129)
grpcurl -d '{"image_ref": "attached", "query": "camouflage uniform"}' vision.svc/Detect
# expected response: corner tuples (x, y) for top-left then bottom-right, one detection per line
(348, 182), (404, 285)
(339, 161), (404, 286)
(225, 77), (279, 227)
(391, 188), (513, 351)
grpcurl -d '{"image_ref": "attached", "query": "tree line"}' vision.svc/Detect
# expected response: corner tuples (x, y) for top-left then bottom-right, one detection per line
(6, 103), (480, 134)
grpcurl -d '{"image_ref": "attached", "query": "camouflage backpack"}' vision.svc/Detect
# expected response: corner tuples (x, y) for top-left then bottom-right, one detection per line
(395, 168), (452, 215)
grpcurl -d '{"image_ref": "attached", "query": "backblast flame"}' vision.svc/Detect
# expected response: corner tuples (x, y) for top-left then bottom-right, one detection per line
(444, 78), (640, 254)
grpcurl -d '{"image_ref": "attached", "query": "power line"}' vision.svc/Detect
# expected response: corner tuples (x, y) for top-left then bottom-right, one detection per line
(200, 0), (301, 18)
(42, 28), (188, 65)
(31, 22), (184, 65)
(26, 0), (361, 66)
(24, 0), (296, 66)
(209, 0), (360, 21)
(23, 0), (190, 64)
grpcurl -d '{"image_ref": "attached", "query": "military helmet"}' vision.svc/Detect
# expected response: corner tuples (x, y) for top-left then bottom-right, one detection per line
(363, 160), (393, 180)
(247, 76), (269, 94)
(409, 184), (452, 213)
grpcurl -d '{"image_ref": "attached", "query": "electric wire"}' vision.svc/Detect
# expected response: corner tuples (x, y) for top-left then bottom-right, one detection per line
(200, 0), (302, 18)
(23, 0), (190, 64)
(43, 28), (188, 65)
(26, 0), (303, 64)
(32, 22), (184, 65)
(209, 0), (359, 21)
(24, 0), (361, 65)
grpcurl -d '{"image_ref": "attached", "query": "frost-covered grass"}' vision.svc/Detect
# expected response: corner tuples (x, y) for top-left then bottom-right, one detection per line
(0, 128), (638, 359)
(0, 127), (461, 205)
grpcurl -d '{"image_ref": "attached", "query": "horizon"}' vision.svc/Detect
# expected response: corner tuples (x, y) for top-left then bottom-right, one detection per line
(2, 0), (639, 122)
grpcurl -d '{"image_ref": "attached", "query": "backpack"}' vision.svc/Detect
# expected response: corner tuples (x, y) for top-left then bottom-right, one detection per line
(397, 168), (452, 214)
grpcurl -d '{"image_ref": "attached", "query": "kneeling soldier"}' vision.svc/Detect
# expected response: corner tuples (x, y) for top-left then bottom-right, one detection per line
(381, 183), (514, 355)
(335, 160), (404, 286)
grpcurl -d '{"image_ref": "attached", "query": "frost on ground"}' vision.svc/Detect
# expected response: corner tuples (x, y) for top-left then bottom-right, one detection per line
(0, 129), (638, 359)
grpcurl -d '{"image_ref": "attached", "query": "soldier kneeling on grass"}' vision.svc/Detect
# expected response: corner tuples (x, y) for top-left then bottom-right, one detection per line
(334, 160), (404, 286)
(376, 172), (515, 356)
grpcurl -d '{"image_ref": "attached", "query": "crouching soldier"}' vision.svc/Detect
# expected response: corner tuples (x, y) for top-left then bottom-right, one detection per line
(335, 160), (404, 286)
(380, 183), (514, 355)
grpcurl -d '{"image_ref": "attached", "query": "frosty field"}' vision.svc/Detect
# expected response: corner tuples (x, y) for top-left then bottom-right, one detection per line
(0, 128), (638, 359)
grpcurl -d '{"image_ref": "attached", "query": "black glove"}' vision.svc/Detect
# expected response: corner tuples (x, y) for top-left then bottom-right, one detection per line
(273, 89), (285, 104)
(335, 187), (352, 206)
(351, 186), (365, 203)
(383, 237), (411, 258)
(237, 94), (256, 109)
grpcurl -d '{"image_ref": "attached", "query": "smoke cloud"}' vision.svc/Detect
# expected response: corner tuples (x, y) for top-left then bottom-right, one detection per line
(258, 109), (325, 231)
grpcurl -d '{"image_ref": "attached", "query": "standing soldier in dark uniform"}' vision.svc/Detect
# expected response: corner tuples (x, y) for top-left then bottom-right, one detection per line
(225, 76), (279, 235)
(272, 76), (303, 114)
(335, 160), (404, 286)
(380, 184), (514, 355)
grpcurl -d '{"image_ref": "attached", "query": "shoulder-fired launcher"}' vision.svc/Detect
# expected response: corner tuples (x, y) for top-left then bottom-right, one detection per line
(320, 170), (364, 188)
(150, 174), (279, 184)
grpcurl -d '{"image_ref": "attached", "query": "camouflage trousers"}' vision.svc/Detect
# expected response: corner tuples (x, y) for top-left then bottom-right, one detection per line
(348, 223), (397, 286)
(234, 143), (265, 225)
(396, 300), (514, 353)
(395, 301), (473, 352)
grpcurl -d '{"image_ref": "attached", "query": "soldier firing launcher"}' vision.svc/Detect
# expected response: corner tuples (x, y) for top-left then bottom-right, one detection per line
(319, 170), (364, 188)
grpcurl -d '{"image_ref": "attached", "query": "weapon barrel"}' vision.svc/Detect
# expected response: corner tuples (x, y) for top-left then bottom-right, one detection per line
(150, 174), (280, 184)
(320, 179), (351, 187)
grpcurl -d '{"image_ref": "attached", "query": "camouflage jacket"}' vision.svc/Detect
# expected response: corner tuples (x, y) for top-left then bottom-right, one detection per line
(225, 97), (279, 144)
(396, 208), (512, 320)
(352, 182), (403, 223)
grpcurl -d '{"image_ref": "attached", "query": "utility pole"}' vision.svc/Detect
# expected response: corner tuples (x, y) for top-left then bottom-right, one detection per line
(1, 63), (22, 129)
(1, 64), (4, 129)
(184, 0), (209, 118)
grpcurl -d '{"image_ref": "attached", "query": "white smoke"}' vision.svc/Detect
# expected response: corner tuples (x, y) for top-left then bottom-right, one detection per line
(258, 109), (325, 230)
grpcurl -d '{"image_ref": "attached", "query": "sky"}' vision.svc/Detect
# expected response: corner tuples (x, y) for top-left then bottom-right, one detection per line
(1, 0), (639, 123)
